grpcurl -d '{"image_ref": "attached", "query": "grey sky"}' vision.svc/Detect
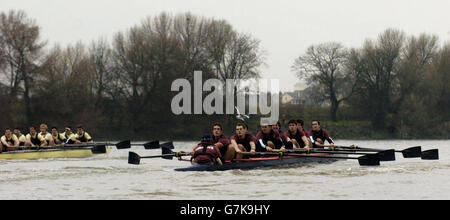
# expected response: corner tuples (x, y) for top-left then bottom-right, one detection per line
(1, 0), (449, 91)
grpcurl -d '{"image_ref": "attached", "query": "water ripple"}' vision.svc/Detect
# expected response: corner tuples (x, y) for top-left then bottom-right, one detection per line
(0, 140), (448, 199)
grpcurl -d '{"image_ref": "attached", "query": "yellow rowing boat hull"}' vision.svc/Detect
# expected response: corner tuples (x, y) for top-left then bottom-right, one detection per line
(0, 148), (112, 160)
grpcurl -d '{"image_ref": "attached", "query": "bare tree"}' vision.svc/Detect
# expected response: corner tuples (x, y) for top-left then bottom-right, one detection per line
(396, 34), (439, 110)
(0, 37), (4, 69)
(34, 42), (94, 126)
(89, 38), (114, 100)
(111, 27), (149, 129)
(111, 18), (166, 130)
(0, 10), (46, 124)
(292, 42), (354, 121)
(173, 13), (212, 79)
(208, 24), (264, 84)
(349, 29), (406, 129)
(422, 43), (450, 121)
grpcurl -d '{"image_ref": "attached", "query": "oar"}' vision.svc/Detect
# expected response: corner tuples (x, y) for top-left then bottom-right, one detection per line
(421, 149), (439, 160)
(59, 140), (131, 149)
(240, 151), (380, 166)
(82, 140), (154, 149)
(22, 145), (107, 154)
(114, 140), (171, 150)
(143, 141), (159, 149)
(285, 148), (395, 162)
(326, 145), (422, 159)
(128, 147), (189, 165)
(141, 141), (175, 150)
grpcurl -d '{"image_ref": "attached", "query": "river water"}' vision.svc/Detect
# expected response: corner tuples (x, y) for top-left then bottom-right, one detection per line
(0, 140), (448, 200)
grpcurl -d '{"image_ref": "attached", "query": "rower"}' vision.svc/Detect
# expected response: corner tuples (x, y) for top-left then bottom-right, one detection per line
(64, 127), (77, 144)
(230, 123), (257, 159)
(0, 128), (20, 152)
(211, 123), (235, 161)
(74, 124), (93, 144)
(256, 121), (286, 152)
(271, 121), (289, 148)
(39, 124), (55, 146)
(13, 128), (26, 146)
(297, 119), (310, 137)
(309, 120), (335, 148)
(191, 134), (223, 165)
(25, 126), (46, 147)
(51, 127), (66, 145)
(285, 119), (310, 149)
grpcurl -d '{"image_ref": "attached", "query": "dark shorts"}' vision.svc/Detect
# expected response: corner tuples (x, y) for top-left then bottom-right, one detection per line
(255, 140), (267, 152)
(256, 139), (285, 151)
(219, 145), (229, 158)
(284, 141), (294, 150)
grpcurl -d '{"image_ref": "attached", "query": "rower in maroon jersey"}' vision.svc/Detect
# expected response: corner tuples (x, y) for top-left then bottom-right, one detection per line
(211, 123), (234, 161)
(255, 121), (286, 152)
(285, 119), (310, 149)
(271, 121), (288, 144)
(309, 120), (335, 148)
(230, 123), (257, 159)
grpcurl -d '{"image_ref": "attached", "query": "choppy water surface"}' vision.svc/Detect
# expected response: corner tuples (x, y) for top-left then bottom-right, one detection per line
(0, 140), (448, 200)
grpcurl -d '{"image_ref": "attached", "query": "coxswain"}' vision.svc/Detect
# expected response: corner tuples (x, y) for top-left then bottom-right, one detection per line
(190, 134), (223, 165)
(309, 120), (335, 148)
(0, 128), (20, 152)
(64, 127), (77, 144)
(13, 128), (26, 146)
(230, 123), (257, 159)
(74, 124), (93, 143)
(39, 124), (55, 146)
(256, 121), (285, 152)
(285, 119), (310, 149)
(25, 126), (46, 147)
(51, 127), (66, 145)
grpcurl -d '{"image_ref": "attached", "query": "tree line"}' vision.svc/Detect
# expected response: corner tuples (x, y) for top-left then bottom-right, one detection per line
(0, 10), (264, 139)
(1, 9), (448, 140)
(292, 29), (449, 138)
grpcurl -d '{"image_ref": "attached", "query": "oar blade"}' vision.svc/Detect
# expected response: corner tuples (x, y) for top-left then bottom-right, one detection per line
(421, 149), (439, 160)
(116, 140), (131, 149)
(91, 145), (107, 154)
(161, 147), (175, 160)
(143, 140), (160, 149)
(378, 149), (396, 161)
(160, 142), (175, 149)
(128, 151), (141, 165)
(401, 146), (422, 158)
(358, 154), (380, 166)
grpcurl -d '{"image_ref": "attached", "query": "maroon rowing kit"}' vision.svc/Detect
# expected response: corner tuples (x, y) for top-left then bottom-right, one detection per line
(286, 129), (307, 148)
(309, 128), (334, 147)
(231, 133), (256, 152)
(192, 144), (222, 165)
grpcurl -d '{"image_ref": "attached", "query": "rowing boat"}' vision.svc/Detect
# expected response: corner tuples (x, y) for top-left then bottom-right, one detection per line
(174, 153), (345, 172)
(129, 143), (439, 169)
(0, 147), (112, 160)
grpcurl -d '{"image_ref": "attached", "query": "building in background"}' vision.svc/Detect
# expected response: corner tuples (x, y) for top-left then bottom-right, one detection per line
(281, 82), (317, 106)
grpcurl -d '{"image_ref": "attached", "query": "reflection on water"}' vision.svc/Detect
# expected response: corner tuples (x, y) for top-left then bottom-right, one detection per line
(0, 140), (448, 200)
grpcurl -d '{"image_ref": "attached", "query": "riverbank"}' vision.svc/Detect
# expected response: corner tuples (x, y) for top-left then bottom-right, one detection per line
(92, 120), (449, 142)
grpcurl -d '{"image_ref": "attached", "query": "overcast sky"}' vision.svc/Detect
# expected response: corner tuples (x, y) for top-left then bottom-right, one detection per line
(1, 0), (449, 91)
